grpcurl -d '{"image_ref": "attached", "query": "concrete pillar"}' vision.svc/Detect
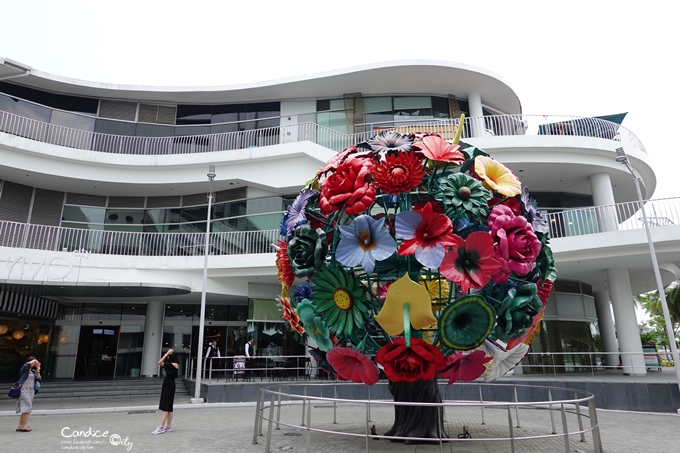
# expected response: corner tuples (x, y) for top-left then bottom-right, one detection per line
(606, 268), (646, 375)
(593, 291), (619, 368)
(589, 172), (618, 232)
(141, 301), (165, 377)
(468, 91), (485, 137)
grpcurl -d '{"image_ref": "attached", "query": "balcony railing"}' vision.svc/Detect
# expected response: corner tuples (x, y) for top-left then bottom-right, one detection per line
(544, 197), (679, 238)
(0, 221), (280, 256)
(1, 198), (678, 257)
(0, 108), (646, 156)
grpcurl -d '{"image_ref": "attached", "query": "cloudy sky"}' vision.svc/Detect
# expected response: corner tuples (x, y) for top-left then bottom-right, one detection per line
(1, 0), (677, 199)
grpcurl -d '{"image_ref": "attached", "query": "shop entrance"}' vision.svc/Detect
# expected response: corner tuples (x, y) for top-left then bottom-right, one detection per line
(74, 326), (119, 378)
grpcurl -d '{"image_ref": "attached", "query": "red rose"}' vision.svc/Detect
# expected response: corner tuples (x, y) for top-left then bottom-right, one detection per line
(375, 337), (445, 382)
(319, 158), (375, 215)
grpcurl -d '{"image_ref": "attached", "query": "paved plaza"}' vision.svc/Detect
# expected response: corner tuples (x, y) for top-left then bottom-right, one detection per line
(1, 393), (679, 452)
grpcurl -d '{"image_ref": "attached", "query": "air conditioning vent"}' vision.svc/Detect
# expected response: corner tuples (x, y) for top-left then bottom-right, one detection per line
(99, 100), (137, 121)
(138, 104), (159, 123)
(138, 104), (177, 125)
(108, 196), (145, 208)
(157, 105), (177, 125)
(66, 193), (106, 207)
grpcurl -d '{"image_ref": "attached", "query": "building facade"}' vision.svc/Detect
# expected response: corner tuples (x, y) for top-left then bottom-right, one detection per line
(1, 58), (677, 380)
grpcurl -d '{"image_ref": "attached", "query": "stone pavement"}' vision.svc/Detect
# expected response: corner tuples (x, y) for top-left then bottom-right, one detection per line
(1, 393), (679, 452)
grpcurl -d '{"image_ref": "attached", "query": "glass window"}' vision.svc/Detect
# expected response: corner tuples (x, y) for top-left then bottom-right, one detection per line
(121, 304), (146, 321)
(50, 110), (96, 132)
(105, 209), (144, 225)
(394, 96), (431, 110)
(432, 96), (450, 119)
(213, 201), (247, 219)
(180, 206), (208, 223)
(249, 298), (281, 321)
(62, 206), (106, 224)
(364, 97), (392, 113)
(176, 105), (212, 125)
(247, 197), (282, 215)
(115, 325), (144, 377)
(165, 304), (197, 319)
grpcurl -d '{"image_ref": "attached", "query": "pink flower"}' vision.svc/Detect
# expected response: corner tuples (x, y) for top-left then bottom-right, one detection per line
(487, 205), (541, 283)
(437, 350), (492, 384)
(415, 134), (465, 163)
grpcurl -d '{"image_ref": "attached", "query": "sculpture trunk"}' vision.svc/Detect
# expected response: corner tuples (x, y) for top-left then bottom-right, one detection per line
(384, 378), (448, 443)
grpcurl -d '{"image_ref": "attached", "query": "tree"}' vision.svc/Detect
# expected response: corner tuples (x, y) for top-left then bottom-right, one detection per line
(634, 281), (680, 346)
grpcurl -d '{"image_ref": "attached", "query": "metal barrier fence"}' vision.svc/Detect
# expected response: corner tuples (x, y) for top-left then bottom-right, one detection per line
(0, 221), (280, 256)
(187, 355), (314, 382)
(2, 197), (679, 257)
(252, 382), (602, 453)
(0, 108), (646, 155)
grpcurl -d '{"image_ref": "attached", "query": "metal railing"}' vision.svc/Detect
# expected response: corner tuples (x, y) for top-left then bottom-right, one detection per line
(543, 196), (680, 238)
(252, 382), (602, 453)
(2, 197), (679, 257)
(188, 355), (313, 383)
(0, 108), (645, 155)
(0, 220), (280, 256)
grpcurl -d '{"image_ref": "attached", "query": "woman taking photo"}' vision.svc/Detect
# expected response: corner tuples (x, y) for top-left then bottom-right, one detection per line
(151, 349), (179, 435)
(16, 357), (40, 432)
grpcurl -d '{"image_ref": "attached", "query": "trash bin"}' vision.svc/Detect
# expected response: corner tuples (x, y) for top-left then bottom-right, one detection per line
(234, 355), (246, 377)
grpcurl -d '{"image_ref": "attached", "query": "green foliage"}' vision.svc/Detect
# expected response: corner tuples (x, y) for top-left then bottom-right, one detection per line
(634, 281), (680, 346)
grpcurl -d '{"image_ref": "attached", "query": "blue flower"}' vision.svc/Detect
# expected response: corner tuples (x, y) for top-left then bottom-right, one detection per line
(293, 282), (313, 303)
(336, 215), (397, 273)
(520, 187), (548, 234)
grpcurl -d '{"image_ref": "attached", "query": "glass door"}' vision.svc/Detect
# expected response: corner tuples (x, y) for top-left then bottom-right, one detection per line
(74, 326), (119, 378)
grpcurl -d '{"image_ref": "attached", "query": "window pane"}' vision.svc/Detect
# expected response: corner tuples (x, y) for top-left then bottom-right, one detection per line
(62, 206), (106, 224)
(364, 97), (392, 113)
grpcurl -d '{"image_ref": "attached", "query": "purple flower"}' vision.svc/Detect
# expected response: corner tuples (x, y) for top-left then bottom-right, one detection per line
(284, 189), (315, 236)
(357, 131), (414, 156)
(520, 187), (548, 234)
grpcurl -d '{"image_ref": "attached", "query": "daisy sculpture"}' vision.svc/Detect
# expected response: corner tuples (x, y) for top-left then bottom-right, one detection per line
(275, 121), (556, 442)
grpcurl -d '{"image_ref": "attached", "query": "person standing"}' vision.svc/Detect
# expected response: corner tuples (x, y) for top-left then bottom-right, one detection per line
(205, 340), (221, 377)
(15, 357), (40, 432)
(152, 349), (179, 435)
(244, 336), (254, 378)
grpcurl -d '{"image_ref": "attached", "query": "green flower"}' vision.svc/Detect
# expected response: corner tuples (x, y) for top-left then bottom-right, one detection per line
(438, 295), (495, 351)
(310, 266), (372, 341)
(494, 283), (543, 342)
(434, 173), (491, 222)
(286, 225), (328, 277)
(305, 316), (334, 351)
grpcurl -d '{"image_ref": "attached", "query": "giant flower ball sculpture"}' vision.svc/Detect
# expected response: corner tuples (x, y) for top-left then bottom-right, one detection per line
(275, 123), (556, 388)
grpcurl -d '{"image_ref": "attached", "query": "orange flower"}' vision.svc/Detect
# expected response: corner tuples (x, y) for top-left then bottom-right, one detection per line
(275, 240), (295, 287)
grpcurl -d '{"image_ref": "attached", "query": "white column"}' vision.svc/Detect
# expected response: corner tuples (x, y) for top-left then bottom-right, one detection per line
(606, 267), (646, 375)
(589, 172), (618, 232)
(141, 301), (165, 377)
(468, 91), (485, 137)
(593, 291), (619, 368)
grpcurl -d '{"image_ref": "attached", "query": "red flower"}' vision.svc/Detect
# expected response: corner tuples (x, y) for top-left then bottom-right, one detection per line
(326, 347), (379, 385)
(437, 350), (492, 384)
(488, 196), (520, 215)
(319, 158), (375, 215)
(537, 279), (554, 304)
(375, 337), (445, 382)
(275, 240), (295, 287)
(317, 146), (363, 177)
(395, 201), (456, 269)
(279, 295), (305, 335)
(371, 151), (427, 195)
(414, 134), (465, 163)
(487, 205), (541, 283)
(440, 232), (501, 294)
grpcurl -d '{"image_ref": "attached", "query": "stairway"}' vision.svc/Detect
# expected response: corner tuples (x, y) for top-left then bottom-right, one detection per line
(33, 378), (187, 401)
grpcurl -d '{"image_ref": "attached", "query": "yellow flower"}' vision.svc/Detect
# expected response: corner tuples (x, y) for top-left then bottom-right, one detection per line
(474, 156), (521, 197)
(375, 273), (437, 336)
(419, 278), (451, 303)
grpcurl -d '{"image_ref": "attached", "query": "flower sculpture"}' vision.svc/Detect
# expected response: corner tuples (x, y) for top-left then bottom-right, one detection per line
(275, 128), (555, 396)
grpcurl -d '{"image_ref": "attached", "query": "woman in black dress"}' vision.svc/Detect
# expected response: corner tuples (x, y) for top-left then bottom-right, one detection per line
(151, 349), (179, 435)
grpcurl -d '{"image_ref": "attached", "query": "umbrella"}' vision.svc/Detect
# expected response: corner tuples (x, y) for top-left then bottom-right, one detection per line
(538, 113), (627, 138)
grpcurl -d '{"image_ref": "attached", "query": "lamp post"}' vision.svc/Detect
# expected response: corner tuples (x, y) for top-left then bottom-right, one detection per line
(191, 165), (216, 404)
(616, 147), (680, 409)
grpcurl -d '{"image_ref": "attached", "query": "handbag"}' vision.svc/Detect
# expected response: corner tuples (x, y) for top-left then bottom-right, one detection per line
(8, 382), (21, 398)
(34, 379), (40, 393)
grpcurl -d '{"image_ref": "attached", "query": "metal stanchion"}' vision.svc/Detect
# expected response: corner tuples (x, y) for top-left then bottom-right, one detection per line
(301, 385), (307, 426)
(252, 389), (264, 444)
(513, 386), (520, 428)
(367, 386), (371, 422)
(333, 385), (337, 424)
(305, 399), (312, 453)
(549, 389), (556, 434)
(560, 403), (570, 453)
(507, 406), (516, 453)
(574, 392), (585, 442)
(479, 386), (486, 425)
(276, 386), (282, 430)
(265, 394), (276, 453)
(588, 398), (603, 452)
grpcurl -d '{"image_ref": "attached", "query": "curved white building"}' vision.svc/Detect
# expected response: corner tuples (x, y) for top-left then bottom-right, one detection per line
(0, 57), (676, 380)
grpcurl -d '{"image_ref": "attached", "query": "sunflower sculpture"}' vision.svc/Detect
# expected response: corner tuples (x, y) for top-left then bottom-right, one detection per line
(275, 124), (556, 440)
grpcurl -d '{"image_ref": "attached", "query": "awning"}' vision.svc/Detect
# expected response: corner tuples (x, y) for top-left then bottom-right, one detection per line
(539, 113), (627, 138)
